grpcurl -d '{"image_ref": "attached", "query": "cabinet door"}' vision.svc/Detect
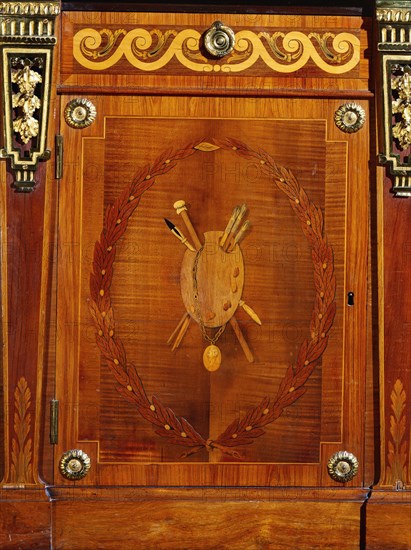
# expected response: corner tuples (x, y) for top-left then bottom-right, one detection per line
(55, 95), (368, 489)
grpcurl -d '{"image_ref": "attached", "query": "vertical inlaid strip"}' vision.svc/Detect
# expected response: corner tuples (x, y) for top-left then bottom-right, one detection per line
(9, 377), (35, 484)
(0, 3), (60, 488)
(384, 379), (409, 487)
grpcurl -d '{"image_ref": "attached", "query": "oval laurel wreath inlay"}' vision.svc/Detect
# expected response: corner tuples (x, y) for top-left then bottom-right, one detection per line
(88, 137), (336, 459)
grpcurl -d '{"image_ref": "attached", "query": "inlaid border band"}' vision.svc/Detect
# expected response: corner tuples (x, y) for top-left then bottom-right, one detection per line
(73, 28), (360, 75)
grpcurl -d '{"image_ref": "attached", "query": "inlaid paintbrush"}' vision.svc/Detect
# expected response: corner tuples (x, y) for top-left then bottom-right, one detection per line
(164, 218), (195, 252)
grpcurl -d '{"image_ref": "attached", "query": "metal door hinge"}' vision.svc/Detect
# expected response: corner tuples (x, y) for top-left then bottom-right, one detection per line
(55, 135), (63, 180)
(50, 399), (59, 444)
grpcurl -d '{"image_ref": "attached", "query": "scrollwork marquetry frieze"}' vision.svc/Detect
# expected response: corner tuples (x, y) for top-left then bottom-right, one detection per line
(0, 1), (59, 191)
(377, 1), (411, 196)
(73, 27), (360, 75)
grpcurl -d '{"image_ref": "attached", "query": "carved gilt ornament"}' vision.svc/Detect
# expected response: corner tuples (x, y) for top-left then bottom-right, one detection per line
(392, 66), (411, 149)
(0, 1), (59, 191)
(11, 61), (42, 143)
(377, 1), (411, 196)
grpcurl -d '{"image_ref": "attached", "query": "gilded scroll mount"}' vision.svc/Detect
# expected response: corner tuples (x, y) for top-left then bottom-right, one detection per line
(0, 1), (59, 192)
(377, 1), (411, 197)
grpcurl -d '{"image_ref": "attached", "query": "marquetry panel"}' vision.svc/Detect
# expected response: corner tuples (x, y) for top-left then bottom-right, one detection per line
(59, 12), (371, 96)
(56, 94), (368, 488)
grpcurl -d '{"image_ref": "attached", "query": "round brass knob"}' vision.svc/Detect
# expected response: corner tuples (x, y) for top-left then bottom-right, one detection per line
(59, 449), (91, 480)
(327, 450), (359, 482)
(204, 21), (235, 58)
(334, 103), (366, 133)
(64, 98), (96, 129)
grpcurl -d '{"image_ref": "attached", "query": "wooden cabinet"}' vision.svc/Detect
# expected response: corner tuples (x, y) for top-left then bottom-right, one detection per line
(0, 3), (410, 549)
(56, 92), (368, 476)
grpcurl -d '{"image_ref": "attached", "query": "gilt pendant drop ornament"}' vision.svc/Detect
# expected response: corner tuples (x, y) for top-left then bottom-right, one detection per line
(203, 344), (221, 371)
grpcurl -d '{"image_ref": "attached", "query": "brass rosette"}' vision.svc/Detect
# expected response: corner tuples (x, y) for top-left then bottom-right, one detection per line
(59, 449), (91, 480)
(204, 21), (235, 58)
(334, 103), (366, 133)
(327, 450), (359, 482)
(64, 98), (97, 129)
